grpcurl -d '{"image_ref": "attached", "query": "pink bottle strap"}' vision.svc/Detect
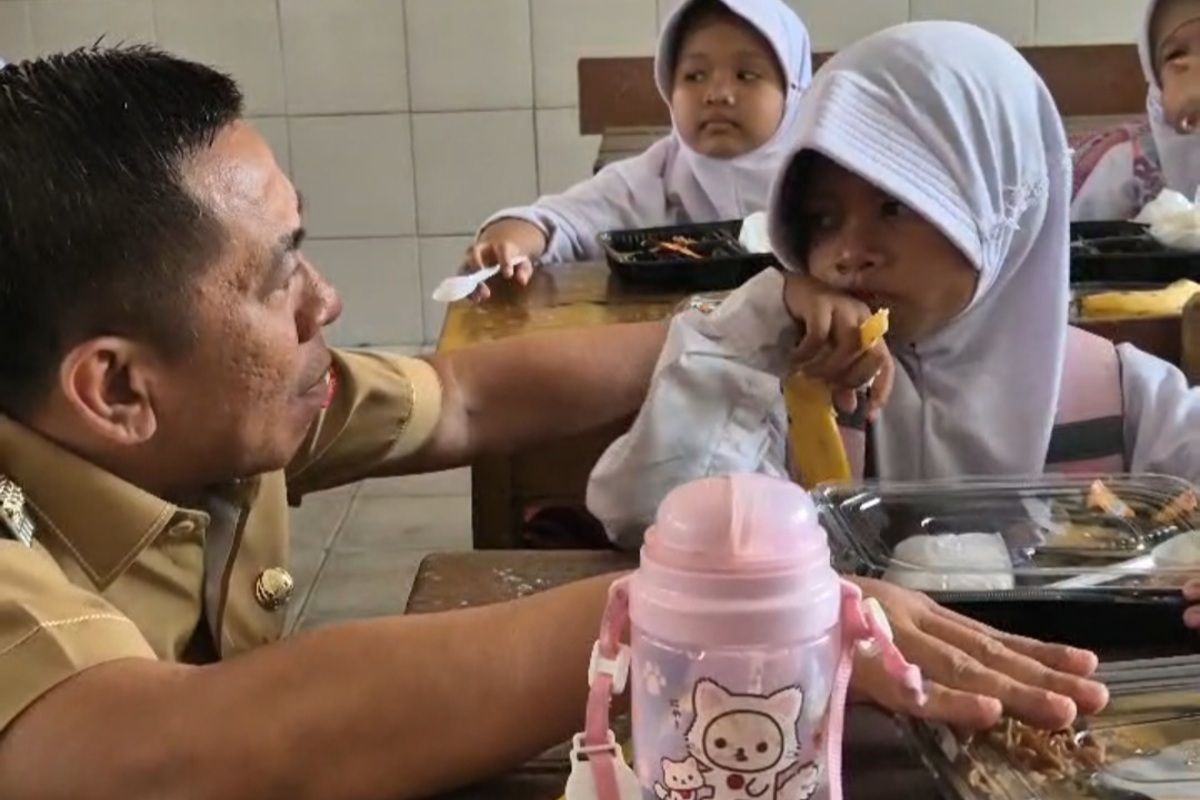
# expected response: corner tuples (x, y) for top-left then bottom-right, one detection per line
(584, 577), (632, 800)
(823, 580), (926, 800)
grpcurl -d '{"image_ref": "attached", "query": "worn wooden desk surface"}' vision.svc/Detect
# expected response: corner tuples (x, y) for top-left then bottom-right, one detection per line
(436, 262), (681, 354)
(408, 551), (942, 800)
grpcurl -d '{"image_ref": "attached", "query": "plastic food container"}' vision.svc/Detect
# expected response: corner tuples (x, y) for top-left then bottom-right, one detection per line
(815, 474), (1199, 646)
(905, 654), (1200, 799)
(1070, 221), (1200, 285)
(597, 219), (777, 291)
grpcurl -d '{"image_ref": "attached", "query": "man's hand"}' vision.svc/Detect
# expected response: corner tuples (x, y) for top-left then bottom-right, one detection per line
(849, 577), (1109, 731)
(782, 273), (894, 419)
(1183, 579), (1200, 628)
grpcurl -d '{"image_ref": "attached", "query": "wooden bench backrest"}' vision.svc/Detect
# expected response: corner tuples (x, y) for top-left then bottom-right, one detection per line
(578, 44), (1145, 135)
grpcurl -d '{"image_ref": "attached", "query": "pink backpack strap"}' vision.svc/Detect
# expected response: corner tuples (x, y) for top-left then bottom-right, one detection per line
(1069, 123), (1137, 198)
(1045, 327), (1126, 474)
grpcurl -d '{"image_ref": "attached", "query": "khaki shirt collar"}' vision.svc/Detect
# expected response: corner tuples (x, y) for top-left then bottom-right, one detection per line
(0, 417), (179, 589)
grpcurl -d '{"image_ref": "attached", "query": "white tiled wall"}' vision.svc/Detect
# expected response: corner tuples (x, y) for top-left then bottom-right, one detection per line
(0, 0), (1143, 346)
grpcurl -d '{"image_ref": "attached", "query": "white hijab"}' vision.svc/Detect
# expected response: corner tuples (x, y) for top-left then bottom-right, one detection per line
(1140, 0), (1200, 199)
(493, 0), (812, 260)
(767, 21), (1072, 480)
(652, 0), (812, 216)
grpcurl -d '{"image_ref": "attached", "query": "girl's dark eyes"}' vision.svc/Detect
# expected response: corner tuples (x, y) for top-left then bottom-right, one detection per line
(881, 199), (909, 218)
(803, 212), (837, 232)
(684, 70), (706, 82)
(738, 70), (761, 81)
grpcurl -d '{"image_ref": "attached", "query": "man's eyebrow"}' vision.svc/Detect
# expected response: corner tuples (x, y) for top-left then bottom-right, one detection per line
(276, 226), (307, 257)
(274, 191), (307, 258)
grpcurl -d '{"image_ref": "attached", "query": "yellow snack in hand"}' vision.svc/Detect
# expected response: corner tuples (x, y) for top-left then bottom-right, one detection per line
(1079, 279), (1200, 319)
(859, 308), (890, 349)
(785, 309), (889, 488)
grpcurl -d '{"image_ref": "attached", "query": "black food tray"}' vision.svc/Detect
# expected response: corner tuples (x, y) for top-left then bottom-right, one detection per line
(934, 589), (1190, 653)
(1070, 220), (1200, 284)
(597, 219), (777, 291)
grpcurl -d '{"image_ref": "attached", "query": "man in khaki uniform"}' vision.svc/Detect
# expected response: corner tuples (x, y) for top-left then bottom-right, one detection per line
(0, 49), (1108, 799)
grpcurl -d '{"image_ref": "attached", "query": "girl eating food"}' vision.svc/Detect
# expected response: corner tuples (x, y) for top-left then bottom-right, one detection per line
(587, 21), (1200, 573)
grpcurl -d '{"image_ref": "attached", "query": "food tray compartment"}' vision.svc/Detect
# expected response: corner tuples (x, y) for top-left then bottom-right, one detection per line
(815, 475), (1200, 643)
(1070, 220), (1200, 285)
(817, 475), (1200, 584)
(597, 220), (777, 291)
(904, 656), (1200, 799)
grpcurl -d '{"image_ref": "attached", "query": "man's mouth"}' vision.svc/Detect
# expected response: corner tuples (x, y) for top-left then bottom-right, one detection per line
(300, 360), (336, 408)
(320, 369), (337, 409)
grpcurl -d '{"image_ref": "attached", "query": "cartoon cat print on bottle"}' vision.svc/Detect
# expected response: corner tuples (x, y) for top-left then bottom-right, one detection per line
(653, 755), (714, 800)
(681, 679), (820, 800)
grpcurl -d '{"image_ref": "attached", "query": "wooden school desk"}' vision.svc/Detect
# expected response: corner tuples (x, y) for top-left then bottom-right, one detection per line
(409, 550), (1194, 800)
(436, 263), (1200, 550)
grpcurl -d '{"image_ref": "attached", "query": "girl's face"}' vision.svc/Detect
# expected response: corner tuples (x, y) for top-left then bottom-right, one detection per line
(796, 156), (978, 344)
(1155, 0), (1200, 131)
(670, 14), (786, 158)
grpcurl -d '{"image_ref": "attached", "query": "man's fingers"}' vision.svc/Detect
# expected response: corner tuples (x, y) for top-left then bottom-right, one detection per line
(899, 628), (1079, 730)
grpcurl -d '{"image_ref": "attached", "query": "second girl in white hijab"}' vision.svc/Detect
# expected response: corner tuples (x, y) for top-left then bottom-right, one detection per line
(1072, 0), (1200, 220)
(460, 0), (812, 299)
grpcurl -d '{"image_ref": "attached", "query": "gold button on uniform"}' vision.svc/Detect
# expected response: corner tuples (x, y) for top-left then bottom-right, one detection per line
(254, 567), (294, 611)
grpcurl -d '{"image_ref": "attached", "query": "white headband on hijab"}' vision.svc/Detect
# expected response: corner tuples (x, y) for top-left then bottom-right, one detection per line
(1140, 0), (1200, 199)
(767, 21), (1072, 480)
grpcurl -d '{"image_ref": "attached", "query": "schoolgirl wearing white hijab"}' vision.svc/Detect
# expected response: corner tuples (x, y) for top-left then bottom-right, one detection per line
(1072, 0), (1200, 220)
(461, 0), (812, 299)
(587, 22), (1200, 570)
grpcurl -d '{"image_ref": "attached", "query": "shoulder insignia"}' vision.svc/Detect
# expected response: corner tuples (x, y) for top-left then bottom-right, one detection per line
(0, 476), (35, 546)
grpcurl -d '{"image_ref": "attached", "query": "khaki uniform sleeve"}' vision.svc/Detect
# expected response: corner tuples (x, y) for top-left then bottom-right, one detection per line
(286, 349), (443, 498)
(0, 541), (155, 732)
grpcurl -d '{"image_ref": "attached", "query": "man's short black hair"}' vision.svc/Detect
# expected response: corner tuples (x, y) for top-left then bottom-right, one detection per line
(0, 46), (243, 418)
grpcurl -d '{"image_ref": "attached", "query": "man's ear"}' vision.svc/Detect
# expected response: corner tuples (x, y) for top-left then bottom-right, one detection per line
(58, 337), (159, 445)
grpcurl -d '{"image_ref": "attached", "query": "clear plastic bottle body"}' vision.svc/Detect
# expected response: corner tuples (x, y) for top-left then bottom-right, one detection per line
(630, 623), (842, 800)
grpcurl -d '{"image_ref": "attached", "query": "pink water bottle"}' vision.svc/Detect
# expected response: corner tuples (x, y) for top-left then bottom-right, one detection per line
(565, 474), (926, 800)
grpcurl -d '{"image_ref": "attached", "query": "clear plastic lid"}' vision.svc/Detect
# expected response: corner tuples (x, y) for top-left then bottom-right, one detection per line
(814, 474), (1200, 592)
(906, 655), (1200, 799)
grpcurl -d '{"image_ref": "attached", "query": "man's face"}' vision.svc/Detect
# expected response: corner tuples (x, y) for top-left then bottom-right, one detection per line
(150, 120), (342, 484)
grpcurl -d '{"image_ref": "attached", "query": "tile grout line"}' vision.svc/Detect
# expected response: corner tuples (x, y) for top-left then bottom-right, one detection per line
(527, 0), (541, 194)
(288, 481), (365, 633)
(400, 0), (429, 339)
(272, 0), (295, 174)
(323, 480), (366, 552)
(273, 0), (290, 118)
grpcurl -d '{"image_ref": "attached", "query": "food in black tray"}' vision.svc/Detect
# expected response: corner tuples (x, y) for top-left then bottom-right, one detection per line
(617, 230), (745, 262)
(908, 658), (1200, 799)
(597, 220), (777, 291)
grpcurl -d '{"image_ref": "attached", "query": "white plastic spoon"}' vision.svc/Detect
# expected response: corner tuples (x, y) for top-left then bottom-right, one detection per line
(431, 265), (502, 303)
